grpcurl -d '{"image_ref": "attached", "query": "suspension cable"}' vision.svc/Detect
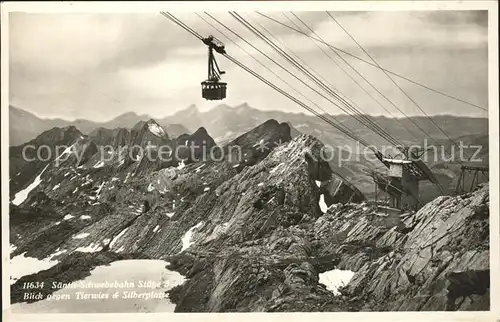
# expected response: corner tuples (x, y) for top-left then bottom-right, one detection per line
(283, 12), (422, 145)
(162, 12), (387, 155)
(290, 12), (441, 149)
(257, 12), (487, 112)
(160, 12), (203, 40)
(195, 13), (368, 147)
(228, 12), (403, 148)
(261, 13), (413, 147)
(325, 12), (473, 161)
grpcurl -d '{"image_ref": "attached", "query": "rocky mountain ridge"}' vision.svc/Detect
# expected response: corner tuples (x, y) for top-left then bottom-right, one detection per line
(10, 104), (489, 204)
(10, 104), (488, 149)
(9, 105), (188, 146)
(8, 118), (490, 312)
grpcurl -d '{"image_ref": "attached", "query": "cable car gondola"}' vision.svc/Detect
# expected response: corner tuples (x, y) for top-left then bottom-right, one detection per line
(201, 35), (227, 101)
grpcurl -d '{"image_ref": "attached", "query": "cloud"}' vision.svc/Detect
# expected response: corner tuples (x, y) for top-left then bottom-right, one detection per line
(9, 12), (201, 72)
(300, 11), (487, 51)
(10, 13), (124, 71)
(419, 10), (488, 28)
(9, 11), (489, 121)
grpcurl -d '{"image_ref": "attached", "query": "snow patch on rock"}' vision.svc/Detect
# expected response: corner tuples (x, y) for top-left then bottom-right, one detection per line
(10, 252), (58, 285)
(180, 222), (204, 253)
(319, 194), (328, 213)
(319, 269), (355, 296)
(75, 243), (103, 253)
(177, 160), (186, 170)
(55, 144), (75, 161)
(269, 163), (284, 174)
(195, 164), (206, 173)
(48, 248), (67, 260)
(148, 122), (166, 137)
(12, 165), (49, 206)
(253, 139), (264, 148)
(73, 233), (90, 239)
(95, 182), (106, 198)
(205, 222), (230, 242)
(94, 161), (105, 169)
(109, 228), (129, 250)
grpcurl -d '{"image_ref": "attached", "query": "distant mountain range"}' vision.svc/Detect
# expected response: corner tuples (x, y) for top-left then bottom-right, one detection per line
(9, 103), (489, 199)
(9, 106), (188, 146)
(9, 104), (488, 149)
(8, 115), (490, 312)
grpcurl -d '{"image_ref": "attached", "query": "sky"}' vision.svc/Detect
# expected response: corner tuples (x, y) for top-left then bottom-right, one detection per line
(9, 10), (489, 122)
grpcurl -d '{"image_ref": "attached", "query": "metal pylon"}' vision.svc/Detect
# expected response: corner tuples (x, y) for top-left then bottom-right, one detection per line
(454, 165), (489, 194)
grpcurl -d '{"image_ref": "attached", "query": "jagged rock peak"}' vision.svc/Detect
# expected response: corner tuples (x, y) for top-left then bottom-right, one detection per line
(87, 127), (115, 147)
(112, 127), (132, 148)
(132, 120), (147, 131)
(193, 126), (208, 134)
(61, 125), (80, 133)
(177, 126), (216, 147)
(191, 127), (216, 146)
(33, 126), (83, 145)
(262, 119), (280, 127)
(88, 127), (111, 135)
(263, 119), (291, 139)
(177, 133), (189, 141)
(284, 122), (301, 138)
(163, 123), (190, 138)
(227, 119), (291, 147)
(144, 119), (168, 138)
(40, 125), (79, 136)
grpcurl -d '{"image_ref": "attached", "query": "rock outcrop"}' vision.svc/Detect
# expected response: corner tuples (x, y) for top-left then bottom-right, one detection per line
(164, 184), (489, 312)
(316, 185), (489, 311)
(176, 127), (217, 163)
(8, 119), (490, 312)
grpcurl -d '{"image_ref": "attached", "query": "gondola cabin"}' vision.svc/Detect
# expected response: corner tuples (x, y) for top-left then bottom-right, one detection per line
(201, 81), (227, 100)
(201, 35), (227, 101)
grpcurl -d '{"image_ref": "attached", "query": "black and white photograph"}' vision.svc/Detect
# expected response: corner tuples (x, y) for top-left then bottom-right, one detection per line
(2, 1), (499, 319)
